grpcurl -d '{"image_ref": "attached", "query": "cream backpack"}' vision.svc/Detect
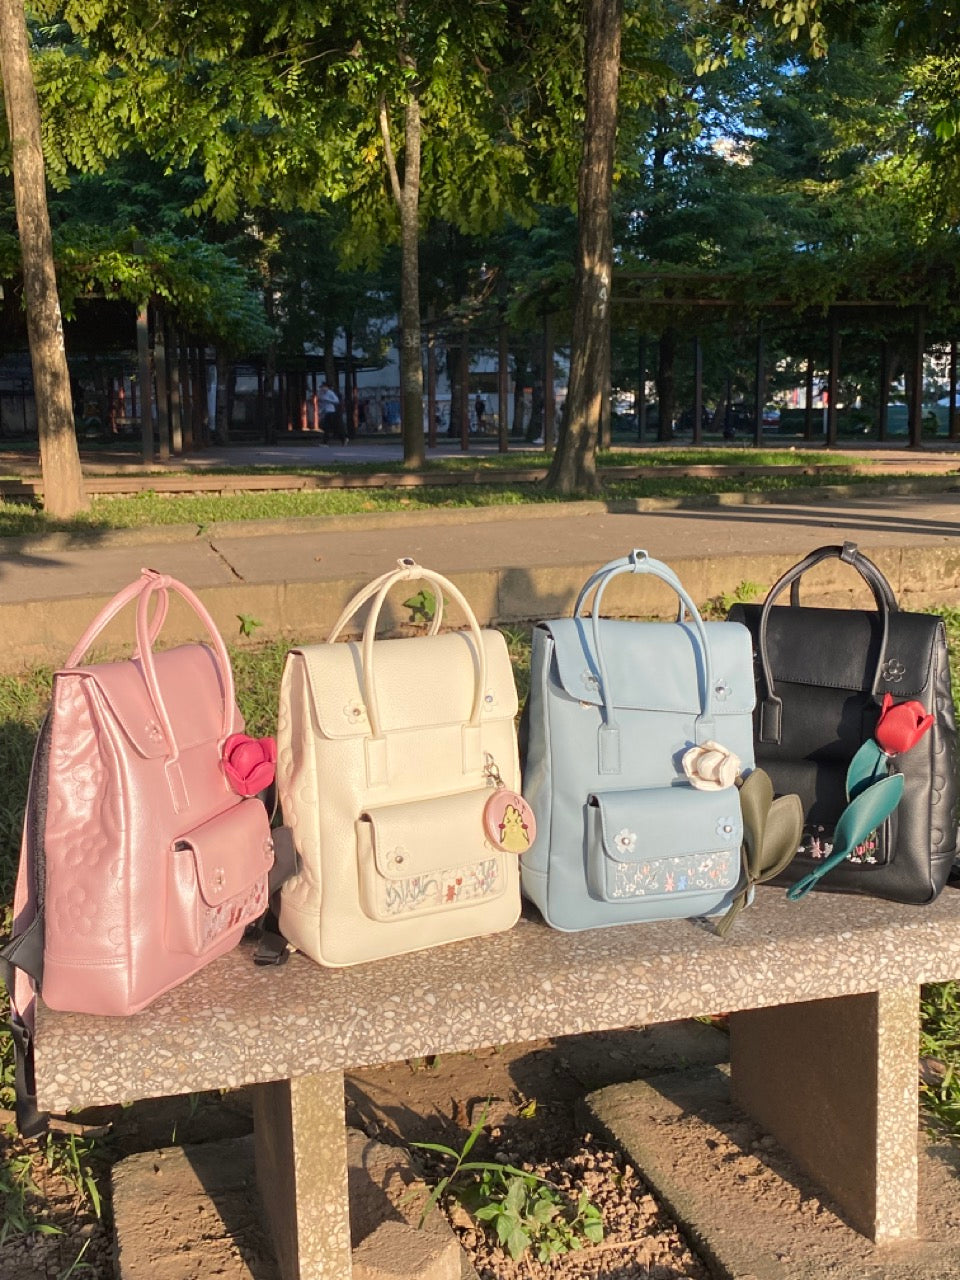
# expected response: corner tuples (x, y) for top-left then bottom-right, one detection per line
(275, 559), (524, 966)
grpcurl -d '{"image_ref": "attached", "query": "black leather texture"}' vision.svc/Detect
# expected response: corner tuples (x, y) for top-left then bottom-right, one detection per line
(730, 545), (958, 904)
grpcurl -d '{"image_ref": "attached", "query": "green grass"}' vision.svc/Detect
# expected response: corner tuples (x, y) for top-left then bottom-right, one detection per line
(0, 468), (913, 538)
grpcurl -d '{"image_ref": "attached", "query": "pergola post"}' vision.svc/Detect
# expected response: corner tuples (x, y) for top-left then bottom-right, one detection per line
(459, 326), (470, 452)
(637, 332), (647, 442)
(543, 310), (556, 453)
(426, 320), (437, 449)
(878, 339), (890, 443)
(152, 305), (170, 461)
(826, 309), (839, 448)
(753, 318), (764, 448)
(498, 302), (510, 454)
(135, 302), (154, 464)
(804, 352), (816, 440)
(908, 306), (925, 450)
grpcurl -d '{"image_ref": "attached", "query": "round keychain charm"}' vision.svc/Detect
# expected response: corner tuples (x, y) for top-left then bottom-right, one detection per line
(483, 788), (536, 852)
(482, 756), (537, 853)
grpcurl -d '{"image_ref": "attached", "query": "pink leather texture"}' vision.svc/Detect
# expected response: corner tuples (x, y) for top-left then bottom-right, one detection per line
(9, 571), (273, 1017)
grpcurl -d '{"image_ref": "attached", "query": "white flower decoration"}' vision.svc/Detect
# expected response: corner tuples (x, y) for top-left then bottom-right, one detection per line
(614, 828), (637, 855)
(682, 740), (741, 791)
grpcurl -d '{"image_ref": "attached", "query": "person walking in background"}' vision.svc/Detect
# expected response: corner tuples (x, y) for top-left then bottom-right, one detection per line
(318, 380), (343, 444)
(474, 393), (486, 433)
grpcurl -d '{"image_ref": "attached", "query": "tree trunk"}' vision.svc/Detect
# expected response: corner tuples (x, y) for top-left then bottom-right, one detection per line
(0, 0), (87, 515)
(380, 50), (425, 467)
(545, 0), (622, 494)
(398, 95), (424, 465)
(656, 327), (676, 441)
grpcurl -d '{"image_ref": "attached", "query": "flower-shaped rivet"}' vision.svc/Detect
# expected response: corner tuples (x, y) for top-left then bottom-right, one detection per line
(343, 700), (367, 723)
(212, 867), (226, 890)
(614, 829), (637, 855)
(581, 671), (599, 691)
(714, 678), (731, 701)
(882, 658), (906, 683)
(391, 847), (407, 865)
(145, 720), (163, 741)
(716, 817), (736, 839)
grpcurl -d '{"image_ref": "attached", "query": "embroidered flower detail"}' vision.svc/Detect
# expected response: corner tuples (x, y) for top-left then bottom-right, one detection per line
(881, 658), (906, 683)
(222, 733), (277, 797)
(713, 678), (731, 702)
(716, 816), (737, 840)
(343, 700), (367, 724)
(682, 740), (741, 791)
(614, 828), (637, 855)
(875, 692), (934, 756)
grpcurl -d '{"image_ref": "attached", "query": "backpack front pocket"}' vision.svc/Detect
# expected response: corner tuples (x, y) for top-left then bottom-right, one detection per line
(166, 798), (273, 956)
(357, 789), (511, 922)
(586, 785), (743, 905)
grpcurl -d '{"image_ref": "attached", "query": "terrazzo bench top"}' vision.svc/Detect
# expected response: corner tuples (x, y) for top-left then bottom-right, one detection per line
(34, 883), (960, 1114)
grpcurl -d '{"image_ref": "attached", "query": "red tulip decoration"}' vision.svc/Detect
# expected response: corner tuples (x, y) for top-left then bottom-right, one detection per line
(874, 693), (934, 757)
(222, 733), (277, 797)
(787, 694), (934, 901)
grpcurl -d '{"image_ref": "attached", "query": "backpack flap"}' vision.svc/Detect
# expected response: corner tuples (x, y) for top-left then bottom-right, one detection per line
(545, 617), (755, 718)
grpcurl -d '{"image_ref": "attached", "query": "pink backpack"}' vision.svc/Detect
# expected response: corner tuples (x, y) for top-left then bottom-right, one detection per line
(2, 571), (274, 1127)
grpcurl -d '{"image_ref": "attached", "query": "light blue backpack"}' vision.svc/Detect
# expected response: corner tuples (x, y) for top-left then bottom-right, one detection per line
(521, 551), (756, 931)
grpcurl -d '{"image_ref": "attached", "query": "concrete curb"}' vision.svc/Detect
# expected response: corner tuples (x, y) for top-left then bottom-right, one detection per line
(4, 540), (959, 673)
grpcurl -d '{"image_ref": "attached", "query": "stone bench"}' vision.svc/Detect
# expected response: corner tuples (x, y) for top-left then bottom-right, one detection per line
(33, 883), (960, 1280)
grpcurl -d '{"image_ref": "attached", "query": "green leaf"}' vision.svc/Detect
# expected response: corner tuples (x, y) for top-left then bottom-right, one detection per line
(409, 1141), (459, 1160)
(846, 738), (887, 801)
(506, 1225), (531, 1259)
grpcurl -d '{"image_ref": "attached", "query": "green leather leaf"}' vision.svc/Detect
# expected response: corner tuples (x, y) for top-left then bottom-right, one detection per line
(755, 793), (804, 882)
(738, 768), (774, 881)
(834, 773), (904, 854)
(846, 738), (887, 802)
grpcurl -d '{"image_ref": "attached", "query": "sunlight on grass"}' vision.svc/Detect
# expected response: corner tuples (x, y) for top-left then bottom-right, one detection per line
(0, 468), (914, 538)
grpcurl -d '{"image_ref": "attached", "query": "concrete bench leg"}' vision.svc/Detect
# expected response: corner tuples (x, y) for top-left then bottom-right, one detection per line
(729, 986), (919, 1243)
(253, 1071), (352, 1280)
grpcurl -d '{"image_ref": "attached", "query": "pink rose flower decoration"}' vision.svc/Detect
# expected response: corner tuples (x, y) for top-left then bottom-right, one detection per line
(874, 693), (934, 757)
(222, 733), (277, 796)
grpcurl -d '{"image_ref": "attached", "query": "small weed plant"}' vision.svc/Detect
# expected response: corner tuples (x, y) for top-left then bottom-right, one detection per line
(412, 1108), (603, 1262)
(700, 579), (765, 620)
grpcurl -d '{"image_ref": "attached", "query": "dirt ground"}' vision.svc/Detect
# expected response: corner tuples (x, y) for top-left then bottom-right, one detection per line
(0, 1021), (725, 1280)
